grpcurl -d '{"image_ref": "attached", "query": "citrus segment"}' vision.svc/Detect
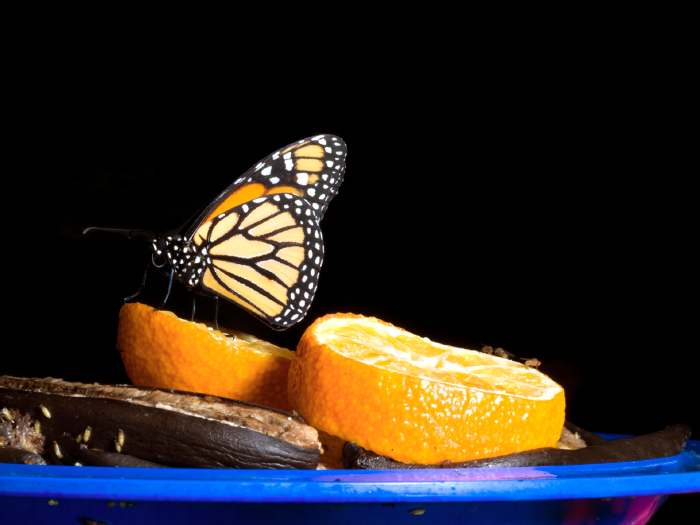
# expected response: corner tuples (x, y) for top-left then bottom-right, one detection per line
(117, 302), (292, 410)
(288, 314), (565, 464)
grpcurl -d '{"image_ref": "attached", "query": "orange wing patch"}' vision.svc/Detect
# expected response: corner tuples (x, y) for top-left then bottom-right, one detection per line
(294, 144), (325, 158)
(266, 185), (304, 196)
(285, 142), (325, 173)
(206, 183), (266, 223)
(295, 158), (324, 172)
(205, 183), (304, 223)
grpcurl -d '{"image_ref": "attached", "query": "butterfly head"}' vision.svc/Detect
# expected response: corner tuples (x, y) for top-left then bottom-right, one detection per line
(152, 235), (207, 287)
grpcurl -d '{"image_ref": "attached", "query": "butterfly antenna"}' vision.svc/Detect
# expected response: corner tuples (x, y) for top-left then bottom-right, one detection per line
(82, 226), (155, 241)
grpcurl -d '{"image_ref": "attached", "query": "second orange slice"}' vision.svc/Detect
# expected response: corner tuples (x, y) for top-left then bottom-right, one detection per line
(289, 314), (565, 464)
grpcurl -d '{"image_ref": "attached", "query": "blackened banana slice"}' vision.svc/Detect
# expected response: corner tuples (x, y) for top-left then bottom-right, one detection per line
(0, 376), (320, 469)
(0, 447), (46, 465)
(343, 424), (691, 469)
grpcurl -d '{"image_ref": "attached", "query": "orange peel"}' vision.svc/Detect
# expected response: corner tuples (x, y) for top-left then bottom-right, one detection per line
(117, 302), (292, 410)
(289, 313), (565, 464)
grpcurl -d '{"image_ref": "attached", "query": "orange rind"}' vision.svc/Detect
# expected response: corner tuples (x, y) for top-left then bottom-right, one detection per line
(117, 302), (293, 410)
(288, 313), (565, 464)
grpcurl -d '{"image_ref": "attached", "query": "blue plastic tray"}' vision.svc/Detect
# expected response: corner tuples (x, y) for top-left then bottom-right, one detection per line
(1, 436), (698, 524)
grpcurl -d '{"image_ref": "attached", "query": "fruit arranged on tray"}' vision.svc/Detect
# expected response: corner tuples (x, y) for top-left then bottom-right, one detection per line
(0, 304), (691, 469)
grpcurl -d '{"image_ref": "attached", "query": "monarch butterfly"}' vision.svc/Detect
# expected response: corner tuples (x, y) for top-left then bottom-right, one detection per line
(86, 134), (346, 330)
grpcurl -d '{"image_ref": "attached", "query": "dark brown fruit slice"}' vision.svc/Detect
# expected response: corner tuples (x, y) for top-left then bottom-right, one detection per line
(75, 448), (164, 468)
(343, 424), (691, 469)
(1, 376), (320, 469)
(0, 447), (46, 465)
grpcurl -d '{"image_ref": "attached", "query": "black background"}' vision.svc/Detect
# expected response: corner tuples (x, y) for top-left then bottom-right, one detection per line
(5, 51), (698, 519)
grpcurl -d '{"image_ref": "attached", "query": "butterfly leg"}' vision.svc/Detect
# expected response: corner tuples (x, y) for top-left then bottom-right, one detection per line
(161, 269), (175, 307)
(124, 263), (151, 303)
(214, 295), (220, 330)
(190, 295), (197, 321)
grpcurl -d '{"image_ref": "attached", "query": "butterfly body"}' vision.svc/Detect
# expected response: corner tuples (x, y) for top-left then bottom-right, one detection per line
(152, 235), (208, 288)
(142, 134), (346, 330)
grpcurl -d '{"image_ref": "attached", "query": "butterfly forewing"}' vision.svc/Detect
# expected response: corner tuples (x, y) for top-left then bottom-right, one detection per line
(194, 194), (323, 329)
(186, 134), (346, 238)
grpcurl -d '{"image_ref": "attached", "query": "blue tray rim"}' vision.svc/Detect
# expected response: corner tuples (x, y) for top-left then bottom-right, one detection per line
(1, 438), (698, 503)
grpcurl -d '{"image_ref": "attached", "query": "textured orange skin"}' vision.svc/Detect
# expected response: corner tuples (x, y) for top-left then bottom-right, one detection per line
(117, 303), (292, 410)
(288, 313), (566, 465)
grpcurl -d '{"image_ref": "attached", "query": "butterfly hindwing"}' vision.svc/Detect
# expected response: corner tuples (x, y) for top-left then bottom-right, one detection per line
(193, 193), (323, 329)
(186, 134), (345, 238)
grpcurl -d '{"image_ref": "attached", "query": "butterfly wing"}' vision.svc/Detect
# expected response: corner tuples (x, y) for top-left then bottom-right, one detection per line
(192, 194), (323, 329)
(185, 134), (346, 238)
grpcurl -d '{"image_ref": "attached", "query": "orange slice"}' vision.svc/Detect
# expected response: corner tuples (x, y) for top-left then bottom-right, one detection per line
(117, 302), (292, 410)
(288, 314), (565, 464)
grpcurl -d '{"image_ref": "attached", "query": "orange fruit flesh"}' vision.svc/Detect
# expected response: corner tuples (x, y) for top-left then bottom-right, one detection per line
(289, 314), (565, 465)
(117, 302), (293, 411)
